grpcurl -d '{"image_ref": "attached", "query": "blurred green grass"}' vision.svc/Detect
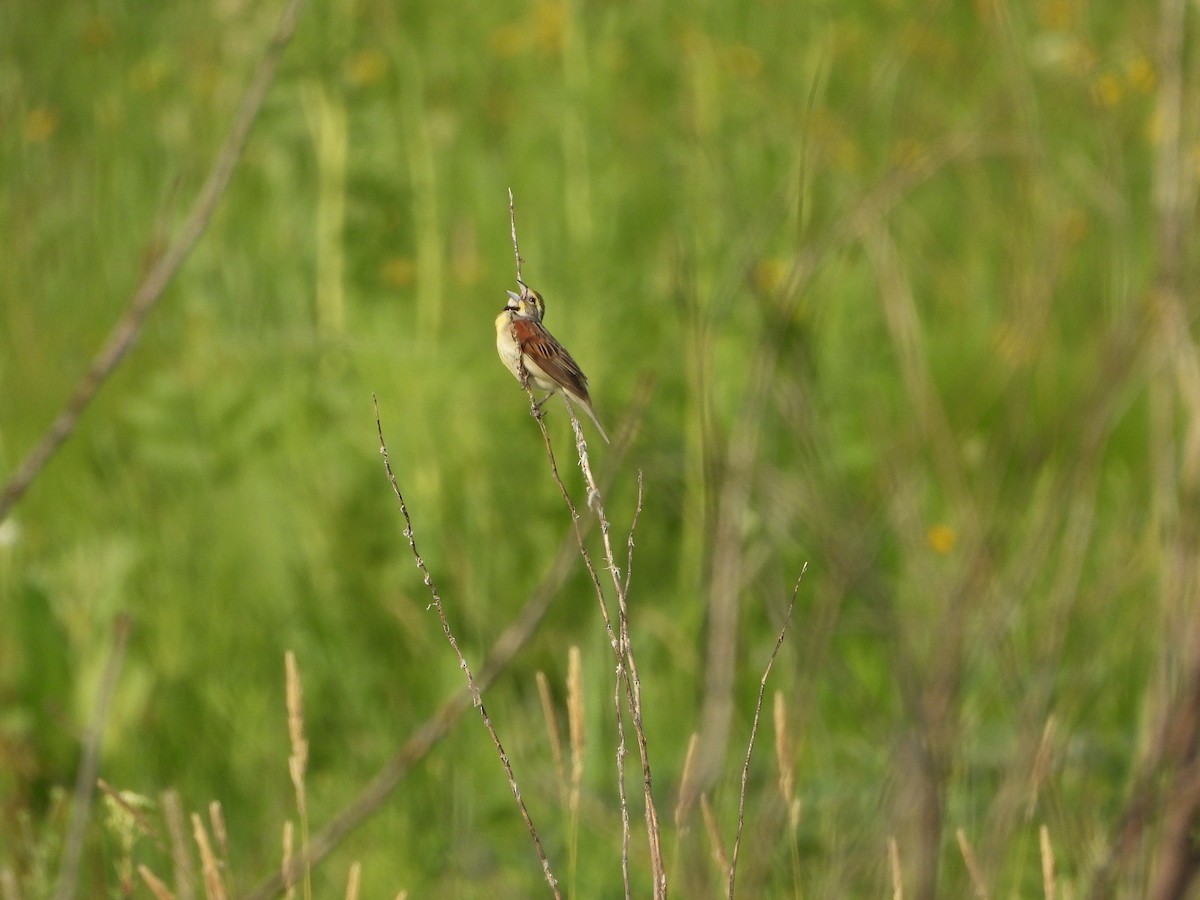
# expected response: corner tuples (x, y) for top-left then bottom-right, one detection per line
(0, 0), (1184, 895)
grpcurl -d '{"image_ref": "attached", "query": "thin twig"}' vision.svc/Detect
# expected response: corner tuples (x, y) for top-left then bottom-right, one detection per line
(526, 382), (669, 893)
(1040, 824), (1056, 900)
(52, 613), (132, 900)
(509, 187), (525, 288)
(240, 382), (653, 900)
(727, 568), (805, 899)
(162, 789), (197, 900)
(284, 652), (311, 900)
(373, 396), (560, 899)
(955, 828), (989, 900)
(889, 837), (904, 900)
(507, 195), (666, 895)
(614, 661), (632, 900)
(193, 813), (227, 900)
(0, 0), (309, 523)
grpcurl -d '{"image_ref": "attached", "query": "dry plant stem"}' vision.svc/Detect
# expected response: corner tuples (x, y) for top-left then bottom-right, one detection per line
(373, 396), (561, 899)
(1040, 825), (1056, 900)
(209, 803), (229, 871)
(52, 613), (131, 900)
(138, 865), (174, 900)
(727, 569), (805, 900)
(344, 863), (361, 900)
(281, 821), (295, 900)
(955, 829), (988, 900)
(527, 384), (636, 897)
(889, 837), (904, 900)
(193, 814), (227, 900)
(569, 409), (665, 895)
(618, 473), (645, 898)
(525, 379), (666, 896)
(536, 671), (568, 799)
(237, 414), (639, 900)
(566, 648), (586, 896)
(284, 652), (311, 900)
(162, 790), (197, 900)
(614, 668), (633, 900)
(0, 0), (308, 524)
(700, 795), (729, 876)
(509, 188), (525, 286)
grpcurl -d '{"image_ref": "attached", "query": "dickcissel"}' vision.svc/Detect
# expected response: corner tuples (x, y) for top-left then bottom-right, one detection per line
(495, 285), (610, 443)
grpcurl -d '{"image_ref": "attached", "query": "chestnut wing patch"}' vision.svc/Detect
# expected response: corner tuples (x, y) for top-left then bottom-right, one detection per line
(512, 317), (591, 400)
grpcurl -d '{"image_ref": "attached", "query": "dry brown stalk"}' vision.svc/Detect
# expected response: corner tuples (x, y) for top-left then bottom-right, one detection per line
(0, 0), (308, 524)
(727, 569), (804, 899)
(374, 397), (561, 899)
(192, 813), (226, 900)
(955, 828), (989, 900)
(208, 803), (229, 876)
(162, 790), (196, 900)
(52, 614), (131, 900)
(139, 865), (175, 900)
(772, 692), (796, 824)
(281, 821), (295, 900)
(1040, 825), (1056, 900)
(674, 734), (700, 828)
(343, 862), (361, 900)
(565, 647), (586, 893)
(238, 384), (650, 900)
(508, 193), (666, 896)
(567, 646), (586, 807)
(536, 671), (568, 801)
(283, 652), (311, 900)
(700, 794), (729, 878)
(889, 837), (903, 900)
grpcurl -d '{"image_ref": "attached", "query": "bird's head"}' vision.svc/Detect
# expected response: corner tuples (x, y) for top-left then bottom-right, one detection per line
(504, 284), (545, 321)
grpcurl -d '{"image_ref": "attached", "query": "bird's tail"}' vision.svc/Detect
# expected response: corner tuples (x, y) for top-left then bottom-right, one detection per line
(565, 394), (610, 444)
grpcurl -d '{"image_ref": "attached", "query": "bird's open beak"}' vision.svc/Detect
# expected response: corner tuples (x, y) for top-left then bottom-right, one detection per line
(506, 290), (521, 302)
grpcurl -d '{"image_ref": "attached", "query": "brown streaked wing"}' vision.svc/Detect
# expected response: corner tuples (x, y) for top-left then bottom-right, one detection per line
(512, 317), (591, 400)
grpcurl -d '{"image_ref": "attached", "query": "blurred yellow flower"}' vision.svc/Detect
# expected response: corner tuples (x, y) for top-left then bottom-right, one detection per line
(533, 0), (565, 55)
(489, 23), (529, 60)
(1092, 72), (1122, 107)
(346, 49), (388, 87)
(751, 258), (787, 296)
(380, 256), (416, 288)
(490, 1), (563, 59)
(1125, 55), (1155, 94)
(1036, 0), (1080, 31)
(22, 108), (58, 143)
(928, 524), (956, 555)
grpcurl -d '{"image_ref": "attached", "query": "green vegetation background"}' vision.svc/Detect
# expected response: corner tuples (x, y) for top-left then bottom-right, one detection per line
(0, 0), (1188, 896)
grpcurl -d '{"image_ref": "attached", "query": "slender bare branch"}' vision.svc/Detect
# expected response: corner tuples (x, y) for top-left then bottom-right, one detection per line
(509, 188), (525, 288)
(373, 396), (560, 898)
(239, 383), (651, 900)
(728, 568), (805, 899)
(0, 0), (309, 523)
(52, 613), (132, 900)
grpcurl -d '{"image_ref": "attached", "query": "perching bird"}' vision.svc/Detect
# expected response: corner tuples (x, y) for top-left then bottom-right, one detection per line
(495, 285), (610, 443)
